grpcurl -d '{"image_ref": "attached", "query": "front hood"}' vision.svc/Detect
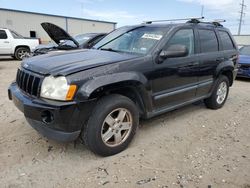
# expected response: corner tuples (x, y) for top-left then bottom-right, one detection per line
(239, 55), (250, 65)
(41, 22), (79, 47)
(22, 49), (139, 76)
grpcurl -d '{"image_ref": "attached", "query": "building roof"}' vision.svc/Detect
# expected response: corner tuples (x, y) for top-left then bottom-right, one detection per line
(0, 8), (117, 25)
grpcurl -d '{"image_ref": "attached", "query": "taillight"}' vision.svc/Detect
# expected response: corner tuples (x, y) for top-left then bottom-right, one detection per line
(38, 38), (42, 44)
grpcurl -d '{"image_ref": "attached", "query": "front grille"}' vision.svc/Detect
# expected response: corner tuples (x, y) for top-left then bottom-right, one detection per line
(16, 69), (42, 97)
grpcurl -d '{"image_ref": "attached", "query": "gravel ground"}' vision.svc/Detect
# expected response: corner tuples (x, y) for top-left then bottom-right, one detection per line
(0, 58), (250, 188)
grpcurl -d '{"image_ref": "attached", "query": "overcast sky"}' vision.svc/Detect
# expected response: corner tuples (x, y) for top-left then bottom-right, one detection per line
(0, 0), (249, 34)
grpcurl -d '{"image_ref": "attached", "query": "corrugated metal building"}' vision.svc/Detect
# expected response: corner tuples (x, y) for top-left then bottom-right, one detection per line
(0, 8), (116, 43)
(233, 35), (250, 46)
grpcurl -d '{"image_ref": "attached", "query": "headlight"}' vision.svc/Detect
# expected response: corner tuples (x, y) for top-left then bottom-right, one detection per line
(40, 76), (77, 101)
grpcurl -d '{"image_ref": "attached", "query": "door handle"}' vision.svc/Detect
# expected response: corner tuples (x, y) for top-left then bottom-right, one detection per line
(4, 41), (10, 43)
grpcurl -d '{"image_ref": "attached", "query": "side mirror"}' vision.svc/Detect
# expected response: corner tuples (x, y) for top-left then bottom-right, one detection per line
(159, 44), (188, 62)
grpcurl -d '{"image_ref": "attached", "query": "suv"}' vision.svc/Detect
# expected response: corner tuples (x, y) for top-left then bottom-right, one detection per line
(8, 19), (238, 156)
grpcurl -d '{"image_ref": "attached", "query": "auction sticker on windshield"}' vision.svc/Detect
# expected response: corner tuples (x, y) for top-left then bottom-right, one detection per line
(142, 34), (163, 40)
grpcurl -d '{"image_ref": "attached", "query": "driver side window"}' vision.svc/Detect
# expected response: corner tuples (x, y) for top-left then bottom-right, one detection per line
(167, 29), (194, 55)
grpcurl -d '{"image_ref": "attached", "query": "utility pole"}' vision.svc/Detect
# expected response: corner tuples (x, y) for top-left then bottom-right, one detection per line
(238, 0), (247, 35)
(201, 5), (204, 18)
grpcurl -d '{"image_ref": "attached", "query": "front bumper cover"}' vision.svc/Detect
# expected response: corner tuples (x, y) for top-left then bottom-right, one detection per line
(8, 82), (96, 142)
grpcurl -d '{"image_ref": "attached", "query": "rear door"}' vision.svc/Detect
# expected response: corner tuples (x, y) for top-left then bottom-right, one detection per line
(195, 28), (222, 98)
(0, 30), (12, 54)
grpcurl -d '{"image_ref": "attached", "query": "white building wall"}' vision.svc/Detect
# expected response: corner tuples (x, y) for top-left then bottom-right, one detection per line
(233, 35), (250, 46)
(0, 9), (116, 43)
(67, 19), (114, 36)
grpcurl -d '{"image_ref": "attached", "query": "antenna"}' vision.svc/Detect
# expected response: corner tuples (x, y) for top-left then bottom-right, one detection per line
(143, 17), (204, 24)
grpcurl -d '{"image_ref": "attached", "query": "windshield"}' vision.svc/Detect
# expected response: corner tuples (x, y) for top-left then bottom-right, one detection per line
(59, 33), (98, 47)
(240, 46), (250, 56)
(74, 34), (96, 45)
(94, 26), (168, 55)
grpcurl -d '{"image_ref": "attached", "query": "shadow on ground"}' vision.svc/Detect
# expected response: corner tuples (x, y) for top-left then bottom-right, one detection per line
(236, 77), (250, 82)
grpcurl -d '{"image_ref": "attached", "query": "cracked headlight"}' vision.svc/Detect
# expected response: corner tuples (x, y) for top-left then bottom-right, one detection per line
(40, 76), (77, 101)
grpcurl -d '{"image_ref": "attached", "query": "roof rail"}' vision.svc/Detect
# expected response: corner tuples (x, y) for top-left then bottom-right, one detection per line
(187, 19), (226, 27)
(143, 17), (204, 24)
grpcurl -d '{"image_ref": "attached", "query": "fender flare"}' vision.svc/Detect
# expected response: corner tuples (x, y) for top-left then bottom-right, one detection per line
(77, 72), (148, 99)
(215, 60), (234, 77)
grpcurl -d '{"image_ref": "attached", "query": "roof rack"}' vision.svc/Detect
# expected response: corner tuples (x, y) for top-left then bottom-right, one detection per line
(143, 17), (204, 24)
(187, 19), (226, 27)
(143, 17), (226, 27)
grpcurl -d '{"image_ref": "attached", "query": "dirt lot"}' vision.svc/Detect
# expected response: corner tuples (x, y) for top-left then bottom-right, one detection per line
(0, 58), (250, 188)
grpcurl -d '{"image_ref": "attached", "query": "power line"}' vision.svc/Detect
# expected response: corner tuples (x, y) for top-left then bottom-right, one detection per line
(238, 0), (247, 35)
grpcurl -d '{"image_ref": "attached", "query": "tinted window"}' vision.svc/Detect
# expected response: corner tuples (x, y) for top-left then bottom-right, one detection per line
(167, 29), (195, 55)
(219, 31), (235, 50)
(198, 30), (218, 53)
(0, 30), (7, 39)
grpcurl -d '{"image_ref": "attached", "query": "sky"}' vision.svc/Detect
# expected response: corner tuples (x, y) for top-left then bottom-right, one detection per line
(0, 0), (249, 34)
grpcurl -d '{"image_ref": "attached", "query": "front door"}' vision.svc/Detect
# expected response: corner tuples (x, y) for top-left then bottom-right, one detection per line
(152, 28), (199, 110)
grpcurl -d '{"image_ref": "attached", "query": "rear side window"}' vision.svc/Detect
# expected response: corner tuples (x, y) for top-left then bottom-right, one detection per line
(198, 29), (218, 53)
(167, 29), (195, 55)
(218, 31), (235, 50)
(0, 30), (8, 39)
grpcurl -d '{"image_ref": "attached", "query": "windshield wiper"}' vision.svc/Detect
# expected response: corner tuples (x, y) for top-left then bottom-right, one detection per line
(100, 48), (121, 52)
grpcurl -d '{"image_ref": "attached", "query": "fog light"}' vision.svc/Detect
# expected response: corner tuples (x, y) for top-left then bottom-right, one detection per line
(41, 110), (54, 124)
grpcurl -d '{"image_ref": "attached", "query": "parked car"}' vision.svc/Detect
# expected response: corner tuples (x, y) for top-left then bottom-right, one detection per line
(32, 22), (106, 56)
(0, 28), (40, 60)
(8, 19), (238, 156)
(237, 45), (250, 78)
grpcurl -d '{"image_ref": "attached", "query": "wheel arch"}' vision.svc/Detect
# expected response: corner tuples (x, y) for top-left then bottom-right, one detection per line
(215, 60), (234, 86)
(15, 45), (31, 53)
(76, 72), (150, 116)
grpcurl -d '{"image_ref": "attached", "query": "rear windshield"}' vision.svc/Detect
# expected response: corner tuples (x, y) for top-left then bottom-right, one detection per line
(239, 46), (250, 56)
(74, 33), (97, 45)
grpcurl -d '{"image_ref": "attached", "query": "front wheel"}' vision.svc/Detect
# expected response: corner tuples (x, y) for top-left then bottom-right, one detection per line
(204, 75), (229, 109)
(82, 94), (139, 156)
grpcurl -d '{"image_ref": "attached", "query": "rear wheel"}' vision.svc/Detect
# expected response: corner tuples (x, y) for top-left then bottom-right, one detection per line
(14, 47), (30, 60)
(204, 75), (229, 109)
(82, 94), (139, 156)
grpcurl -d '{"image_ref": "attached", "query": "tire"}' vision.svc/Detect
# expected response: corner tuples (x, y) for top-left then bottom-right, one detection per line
(14, 47), (30, 60)
(204, 75), (230, 109)
(82, 94), (139, 156)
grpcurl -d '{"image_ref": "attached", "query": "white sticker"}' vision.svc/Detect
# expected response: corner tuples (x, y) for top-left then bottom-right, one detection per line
(142, 34), (163, 40)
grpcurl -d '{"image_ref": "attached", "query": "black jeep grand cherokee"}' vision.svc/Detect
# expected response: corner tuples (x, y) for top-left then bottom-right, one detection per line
(8, 20), (238, 156)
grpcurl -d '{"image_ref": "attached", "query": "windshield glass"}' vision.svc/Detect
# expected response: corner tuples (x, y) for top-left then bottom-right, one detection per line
(240, 46), (250, 56)
(95, 26), (168, 55)
(59, 33), (97, 47)
(74, 34), (95, 45)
